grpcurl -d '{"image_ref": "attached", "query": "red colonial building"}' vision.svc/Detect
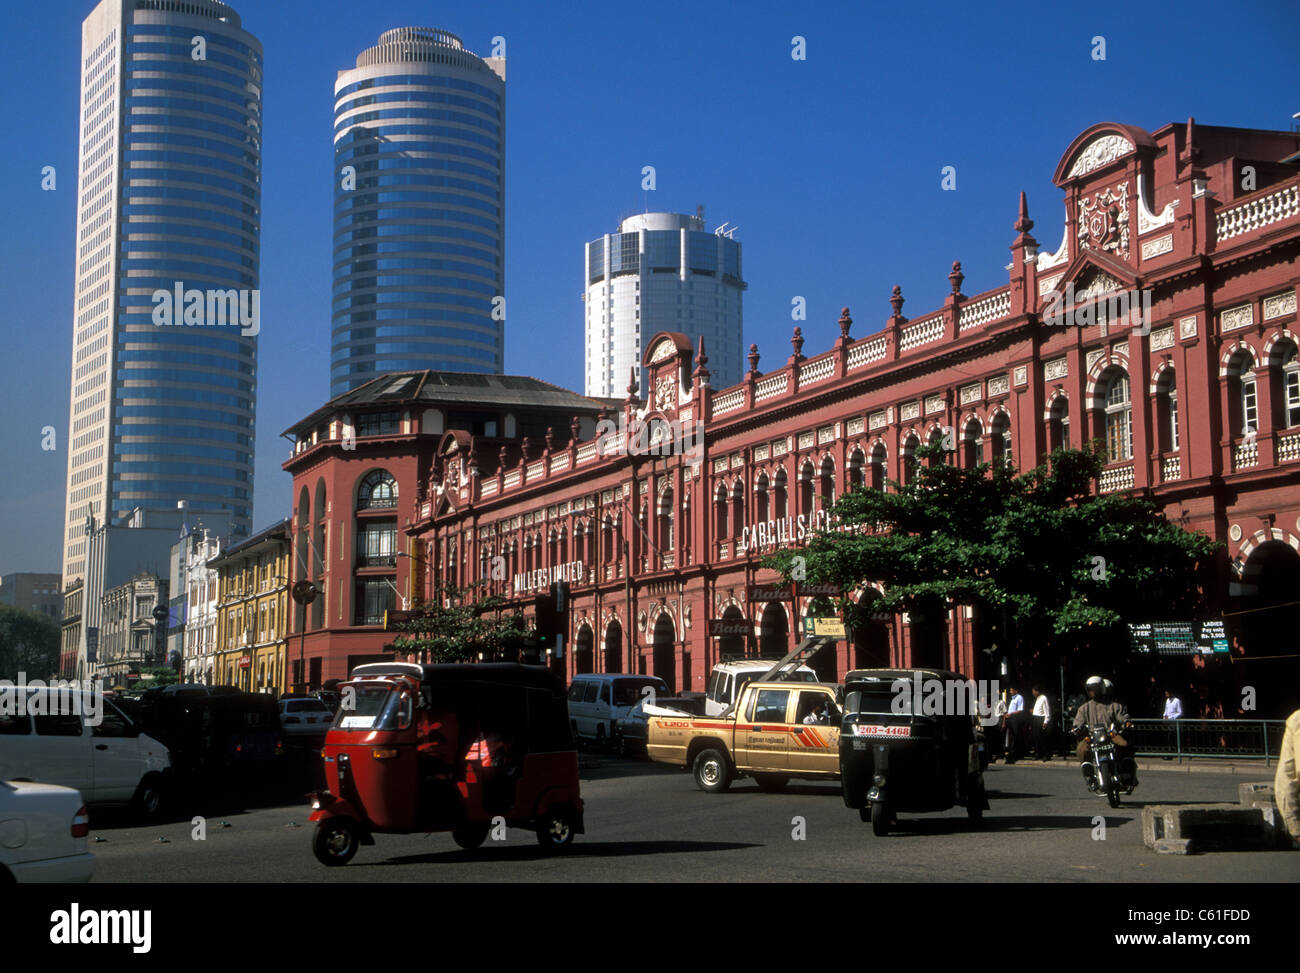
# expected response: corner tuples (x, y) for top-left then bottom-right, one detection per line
(290, 118), (1300, 714)
(281, 373), (617, 689)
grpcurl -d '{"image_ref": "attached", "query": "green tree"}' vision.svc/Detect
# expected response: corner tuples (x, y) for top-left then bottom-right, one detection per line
(0, 605), (61, 680)
(764, 443), (1220, 674)
(390, 583), (531, 663)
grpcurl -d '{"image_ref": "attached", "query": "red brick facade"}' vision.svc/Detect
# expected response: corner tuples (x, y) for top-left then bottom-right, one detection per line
(296, 120), (1300, 710)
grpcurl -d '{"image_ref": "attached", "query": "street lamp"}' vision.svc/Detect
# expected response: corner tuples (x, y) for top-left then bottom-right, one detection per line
(291, 580), (319, 694)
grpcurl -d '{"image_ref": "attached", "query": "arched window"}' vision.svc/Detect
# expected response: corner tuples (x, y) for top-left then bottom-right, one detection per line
(798, 461), (815, 517)
(847, 449), (865, 491)
(657, 488), (674, 553)
(602, 516), (615, 565)
(1155, 372), (1178, 452)
(901, 435), (919, 485)
(574, 524), (586, 566)
(357, 470), (398, 510)
(714, 484), (729, 544)
(730, 483), (744, 539)
(869, 443), (887, 490)
(989, 414), (1013, 466)
(773, 469), (788, 519)
(1101, 369), (1132, 462)
(927, 427), (947, 467)
(1047, 398), (1069, 453)
(1227, 351), (1256, 440)
(755, 473), (770, 523)
(961, 419), (981, 469)
(818, 457), (835, 510)
(1275, 342), (1300, 429)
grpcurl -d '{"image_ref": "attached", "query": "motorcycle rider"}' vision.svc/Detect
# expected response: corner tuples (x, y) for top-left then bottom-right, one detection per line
(1072, 676), (1138, 790)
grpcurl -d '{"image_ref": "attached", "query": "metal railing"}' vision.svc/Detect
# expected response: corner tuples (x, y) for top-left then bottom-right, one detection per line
(1127, 718), (1287, 763)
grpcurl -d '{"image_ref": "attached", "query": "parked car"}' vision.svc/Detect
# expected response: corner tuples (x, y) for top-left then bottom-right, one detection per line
(704, 659), (819, 715)
(0, 779), (95, 883)
(0, 689), (171, 820)
(566, 674), (669, 750)
(278, 697), (333, 742)
(617, 695), (707, 758)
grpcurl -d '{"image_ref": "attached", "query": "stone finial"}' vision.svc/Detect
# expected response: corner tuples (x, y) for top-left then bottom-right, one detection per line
(626, 366), (639, 399)
(544, 426), (555, 452)
(569, 415), (581, 442)
(889, 285), (905, 318)
(948, 262), (965, 296)
(838, 307), (853, 339)
(747, 343), (760, 373)
(791, 326), (805, 358)
(695, 335), (708, 368)
(499, 445), (509, 470)
(520, 437), (531, 462)
(1014, 192), (1034, 234)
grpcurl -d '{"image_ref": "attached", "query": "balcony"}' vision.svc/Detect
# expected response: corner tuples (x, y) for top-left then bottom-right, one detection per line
(1233, 441), (1259, 471)
(1098, 464), (1134, 493)
(1160, 455), (1181, 483)
(1277, 431), (1300, 464)
(356, 553), (397, 568)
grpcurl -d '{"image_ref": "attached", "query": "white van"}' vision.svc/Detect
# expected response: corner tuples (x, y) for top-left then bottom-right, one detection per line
(566, 674), (669, 749)
(705, 660), (819, 715)
(0, 689), (171, 818)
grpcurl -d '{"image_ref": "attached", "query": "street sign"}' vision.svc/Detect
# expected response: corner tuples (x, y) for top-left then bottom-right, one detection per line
(709, 619), (752, 637)
(384, 609), (426, 630)
(800, 583), (842, 597)
(804, 617), (845, 638)
(748, 583), (791, 602)
(1129, 619), (1232, 656)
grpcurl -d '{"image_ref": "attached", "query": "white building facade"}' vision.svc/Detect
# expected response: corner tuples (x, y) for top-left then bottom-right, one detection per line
(184, 531), (222, 684)
(584, 212), (745, 398)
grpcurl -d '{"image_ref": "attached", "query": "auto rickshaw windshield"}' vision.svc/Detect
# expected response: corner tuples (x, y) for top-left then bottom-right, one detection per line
(845, 686), (909, 716)
(331, 682), (412, 731)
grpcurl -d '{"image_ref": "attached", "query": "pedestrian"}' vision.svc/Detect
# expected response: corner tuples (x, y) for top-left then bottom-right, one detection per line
(1163, 689), (1182, 720)
(1275, 708), (1300, 849)
(1004, 684), (1026, 763)
(1031, 684), (1052, 760)
(981, 687), (1006, 762)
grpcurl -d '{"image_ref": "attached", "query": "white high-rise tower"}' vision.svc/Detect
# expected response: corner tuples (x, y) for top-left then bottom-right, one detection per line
(584, 211), (746, 398)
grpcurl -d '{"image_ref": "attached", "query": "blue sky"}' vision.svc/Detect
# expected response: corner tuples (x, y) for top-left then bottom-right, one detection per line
(1, 0), (1296, 575)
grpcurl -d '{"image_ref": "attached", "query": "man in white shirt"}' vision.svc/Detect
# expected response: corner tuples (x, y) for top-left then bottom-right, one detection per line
(1163, 690), (1183, 720)
(1004, 686), (1026, 763)
(1031, 685), (1053, 759)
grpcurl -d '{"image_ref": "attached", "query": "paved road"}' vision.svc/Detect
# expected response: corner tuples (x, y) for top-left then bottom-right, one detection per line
(87, 757), (1300, 882)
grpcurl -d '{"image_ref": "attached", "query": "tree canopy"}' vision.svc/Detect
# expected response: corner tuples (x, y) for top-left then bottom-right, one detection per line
(389, 583), (532, 663)
(0, 605), (61, 680)
(764, 443), (1221, 671)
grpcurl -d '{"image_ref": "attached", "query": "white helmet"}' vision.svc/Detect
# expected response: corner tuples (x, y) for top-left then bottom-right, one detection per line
(1085, 675), (1104, 689)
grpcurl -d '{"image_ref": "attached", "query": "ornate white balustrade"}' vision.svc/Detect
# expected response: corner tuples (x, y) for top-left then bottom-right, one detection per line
(1098, 464), (1134, 493)
(754, 373), (789, 402)
(797, 354), (836, 386)
(899, 316), (944, 351)
(1216, 183), (1299, 242)
(959, 289), (1011, 331)
(712, 388), (745, 415)
(847, 336), (887, 369)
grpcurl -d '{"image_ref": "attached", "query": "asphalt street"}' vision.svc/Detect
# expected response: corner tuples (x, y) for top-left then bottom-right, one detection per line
(83, 755), (1300, 882)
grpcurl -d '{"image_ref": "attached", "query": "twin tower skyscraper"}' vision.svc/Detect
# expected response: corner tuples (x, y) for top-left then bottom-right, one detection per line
(61, 0), (505, 583)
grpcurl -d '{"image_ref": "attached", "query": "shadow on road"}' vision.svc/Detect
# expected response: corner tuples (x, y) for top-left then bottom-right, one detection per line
(872, 814), (1137, 836)
(375, 839), (762, 867)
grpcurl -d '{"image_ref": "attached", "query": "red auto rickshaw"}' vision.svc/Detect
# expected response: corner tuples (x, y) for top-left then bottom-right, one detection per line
(309, 662), (584, 866)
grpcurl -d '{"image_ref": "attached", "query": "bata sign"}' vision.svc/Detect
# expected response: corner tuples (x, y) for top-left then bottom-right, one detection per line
(513, 561), (585, 595)
(741, 509), (832, 552)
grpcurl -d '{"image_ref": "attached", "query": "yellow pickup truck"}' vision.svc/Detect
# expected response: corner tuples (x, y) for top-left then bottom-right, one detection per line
(646, 679), (842, 792)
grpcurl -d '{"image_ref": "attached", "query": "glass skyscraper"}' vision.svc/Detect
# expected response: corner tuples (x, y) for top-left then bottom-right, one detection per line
(61, 0), (260, 584)
(331, 28), (506, 397)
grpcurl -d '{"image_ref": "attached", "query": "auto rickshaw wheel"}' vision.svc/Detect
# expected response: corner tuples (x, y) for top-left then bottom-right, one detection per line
(312, 818), (360, 866)
(535, 805), (577, 851)
(452, 823), (491, 850)
(692, 748), (732, 793)
(871, 801), (890, 836)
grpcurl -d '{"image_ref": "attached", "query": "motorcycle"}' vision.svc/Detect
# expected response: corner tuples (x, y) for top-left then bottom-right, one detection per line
(1078, 723), (1137, 807)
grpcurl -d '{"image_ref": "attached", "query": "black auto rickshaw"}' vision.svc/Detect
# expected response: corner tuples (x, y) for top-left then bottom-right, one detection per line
(839, 668), (989, 836)
(309, 662), (584, 866)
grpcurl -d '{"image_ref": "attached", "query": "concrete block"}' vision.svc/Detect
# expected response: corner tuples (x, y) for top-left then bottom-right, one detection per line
(1153, 838), (1195, 854)
(1238, 782), (1274, 807)
(1142, 803), (1274, 852)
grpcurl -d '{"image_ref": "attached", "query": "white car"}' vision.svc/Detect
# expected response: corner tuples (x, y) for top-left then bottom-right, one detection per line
(0, 780), (95, 883)
(0, 689), (171, 818)
(278, 697), (333, 740)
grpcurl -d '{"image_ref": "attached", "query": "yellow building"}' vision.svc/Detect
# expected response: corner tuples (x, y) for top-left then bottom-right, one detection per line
(211, 520), (291, 693)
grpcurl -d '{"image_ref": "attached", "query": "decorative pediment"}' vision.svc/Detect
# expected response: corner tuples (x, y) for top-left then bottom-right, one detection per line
(1053, 123), (1156, 187)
